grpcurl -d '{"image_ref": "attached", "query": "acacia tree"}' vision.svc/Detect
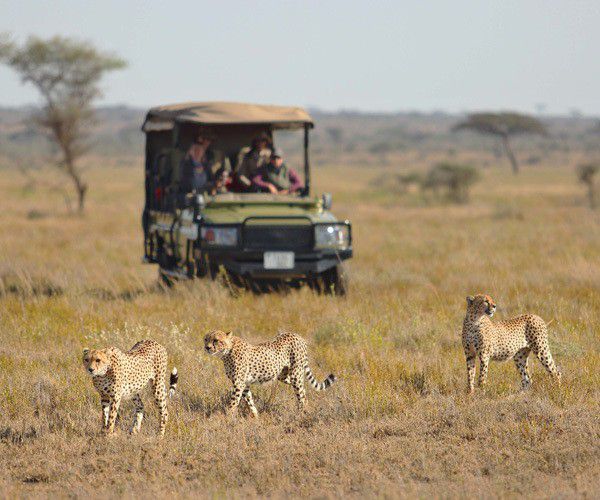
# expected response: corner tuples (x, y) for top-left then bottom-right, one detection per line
(453, 112), (547, 174)
(0, 35), (126, 212)
(577, 162), (599, 209)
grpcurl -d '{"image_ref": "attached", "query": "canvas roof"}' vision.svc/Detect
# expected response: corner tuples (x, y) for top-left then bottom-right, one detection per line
(142, 101), (313, 132)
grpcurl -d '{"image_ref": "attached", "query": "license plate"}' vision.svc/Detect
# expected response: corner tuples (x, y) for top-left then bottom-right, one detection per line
(263, 251), (295, 270)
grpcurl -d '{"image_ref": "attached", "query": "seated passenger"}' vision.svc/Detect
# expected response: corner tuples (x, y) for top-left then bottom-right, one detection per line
(213, 166), (232, 194)
(181, 136), (215, 194)
(234, 133), (272, 191)
(252, 149), (304, 195)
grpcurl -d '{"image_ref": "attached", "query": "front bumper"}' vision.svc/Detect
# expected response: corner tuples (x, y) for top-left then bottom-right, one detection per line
(199, 218), (352, 278)
(203, 248), (352, 278)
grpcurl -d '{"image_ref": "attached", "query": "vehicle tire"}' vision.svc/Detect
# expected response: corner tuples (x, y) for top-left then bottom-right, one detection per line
(185, 260), (195, 278)
(321, 264), (348, 296)
(158, 268), (175, 288)
(195, 256), (208, 278)
(307, 274), (324, 294)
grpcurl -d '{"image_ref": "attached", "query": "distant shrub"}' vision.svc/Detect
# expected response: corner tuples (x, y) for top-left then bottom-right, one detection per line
(492, 204), (524, 221)
(325, 127), (343, 144)
(26, 209), (45, 220)
(369, 171), (422, 196)
(525, 155), (542, 165)
(368, 141), (395, 154)
(577, 162), (600, 209)
(421, 162), (480, 204)
(395, 172), (422, 193)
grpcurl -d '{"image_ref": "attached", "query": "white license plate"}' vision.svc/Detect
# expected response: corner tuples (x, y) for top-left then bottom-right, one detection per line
(263, 251), (295, 270)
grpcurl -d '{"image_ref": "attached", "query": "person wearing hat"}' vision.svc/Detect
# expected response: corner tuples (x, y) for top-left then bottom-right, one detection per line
(181, 135), (216, 194)
(234, 133), (272, 191)
(252, 148), (304, 194)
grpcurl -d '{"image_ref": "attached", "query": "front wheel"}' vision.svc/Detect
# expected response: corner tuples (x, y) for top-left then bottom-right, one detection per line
(158, 268), (175, 288)
(311, 264), (348, 296)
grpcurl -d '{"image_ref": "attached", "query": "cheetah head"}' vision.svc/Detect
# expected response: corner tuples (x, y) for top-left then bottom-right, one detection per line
(466, 294), (496, 317)
(204, 330), (233, 357)
(82, 348), (111, 376)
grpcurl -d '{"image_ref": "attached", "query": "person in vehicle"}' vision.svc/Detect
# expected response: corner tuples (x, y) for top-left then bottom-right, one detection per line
(234, 133), (272, 191)
(213, 166), (232, 194)
(252, 148), (304, 194)
(181, 135), (215, 193)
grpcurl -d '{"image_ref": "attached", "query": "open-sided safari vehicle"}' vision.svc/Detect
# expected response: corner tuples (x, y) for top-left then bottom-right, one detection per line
(141, 102), (352, 294)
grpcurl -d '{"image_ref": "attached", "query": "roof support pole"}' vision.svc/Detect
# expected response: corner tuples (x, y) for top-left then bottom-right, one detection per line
(172, 123), (180, 148)
(304, 123), (310, 196)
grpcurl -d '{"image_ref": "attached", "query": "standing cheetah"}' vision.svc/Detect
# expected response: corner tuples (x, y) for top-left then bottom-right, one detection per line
(462, 294), (561, 393)
(82, 339), (178, 436)
(204, 330), (336, 417)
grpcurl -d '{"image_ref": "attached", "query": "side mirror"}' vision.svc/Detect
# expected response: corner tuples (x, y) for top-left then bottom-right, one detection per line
(190, 193), (206, 219)
(321, 193), (332, 210)
(195, 194), (206, 210)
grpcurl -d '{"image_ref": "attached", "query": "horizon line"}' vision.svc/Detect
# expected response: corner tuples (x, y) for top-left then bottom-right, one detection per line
(0, 102), (597, 120)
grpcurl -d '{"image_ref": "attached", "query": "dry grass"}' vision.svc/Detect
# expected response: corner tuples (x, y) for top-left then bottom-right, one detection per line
(1, 160), (599, 498)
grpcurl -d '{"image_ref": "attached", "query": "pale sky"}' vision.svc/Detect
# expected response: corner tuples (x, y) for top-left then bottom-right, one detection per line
(1, 0), (599, 115)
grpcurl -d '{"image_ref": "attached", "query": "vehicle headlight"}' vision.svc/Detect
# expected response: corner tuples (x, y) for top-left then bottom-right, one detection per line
(314, 224), (350, 249)
(201, 226), (238, 247)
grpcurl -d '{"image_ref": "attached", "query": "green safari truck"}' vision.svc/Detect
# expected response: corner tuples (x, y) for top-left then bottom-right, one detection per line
(141, 102), (352, 294)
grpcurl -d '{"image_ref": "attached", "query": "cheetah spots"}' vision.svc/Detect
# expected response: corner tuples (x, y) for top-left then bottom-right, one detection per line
(208, 331), (335, 417)
(463, 295), (561, 392)
(83, 339), (173, 437)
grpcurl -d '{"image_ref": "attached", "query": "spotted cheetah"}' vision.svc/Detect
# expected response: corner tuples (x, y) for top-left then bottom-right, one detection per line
(204, 330), (336, 417)
(82, 339), (178, 436)
(462, 294), (561, 393)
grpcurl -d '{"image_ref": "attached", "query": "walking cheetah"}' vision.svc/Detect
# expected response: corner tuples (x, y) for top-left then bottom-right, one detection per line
(204, 330), (336, 417)
(462, 294), (561, 393)
(82, 339), (178, 436)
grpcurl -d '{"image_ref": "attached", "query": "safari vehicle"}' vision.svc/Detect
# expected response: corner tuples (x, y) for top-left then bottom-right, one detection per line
(141, 102), (352, 294)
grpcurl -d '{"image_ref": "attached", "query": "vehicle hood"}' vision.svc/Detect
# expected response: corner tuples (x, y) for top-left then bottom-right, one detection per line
(200, 193), (339, 224)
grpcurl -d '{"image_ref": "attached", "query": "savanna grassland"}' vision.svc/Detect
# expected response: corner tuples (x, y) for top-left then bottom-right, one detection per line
(1, 157), (599, 497)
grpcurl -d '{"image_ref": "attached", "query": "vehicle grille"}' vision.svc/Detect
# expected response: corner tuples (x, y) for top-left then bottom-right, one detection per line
(243, 225), (313, 251)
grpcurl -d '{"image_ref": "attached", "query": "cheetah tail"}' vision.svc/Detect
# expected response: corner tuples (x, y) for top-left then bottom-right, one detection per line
(169, 367), (178, 398)
(305, 365), (336, 391)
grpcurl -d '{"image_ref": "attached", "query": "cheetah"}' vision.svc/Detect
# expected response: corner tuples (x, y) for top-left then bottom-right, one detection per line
(462, 294), (561, 393)
(82, 339), (178, 436)
(204, 330), (336, 417)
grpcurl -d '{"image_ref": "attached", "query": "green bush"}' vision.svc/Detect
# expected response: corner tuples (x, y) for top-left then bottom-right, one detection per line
(421, 162), (480, 203)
